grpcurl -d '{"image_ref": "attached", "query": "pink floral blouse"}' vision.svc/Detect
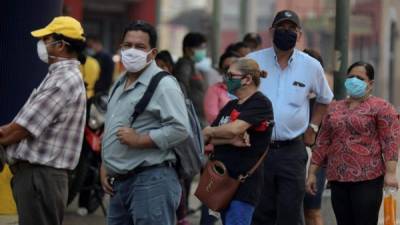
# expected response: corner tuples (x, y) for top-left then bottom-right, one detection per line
(312, 96), (400, 182)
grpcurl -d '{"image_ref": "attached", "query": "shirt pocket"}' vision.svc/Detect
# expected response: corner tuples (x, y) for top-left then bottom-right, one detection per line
(52, 111), (69, 124)
(287, 85), (308, 107)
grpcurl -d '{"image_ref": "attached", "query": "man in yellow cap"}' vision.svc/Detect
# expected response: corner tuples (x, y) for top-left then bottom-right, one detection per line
(0, 16), (87, 225)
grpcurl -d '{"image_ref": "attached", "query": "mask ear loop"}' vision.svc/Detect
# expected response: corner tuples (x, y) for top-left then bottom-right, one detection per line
(365, 81), (374, 97)
(59, 40), (71, 47)
(240, 74), (252, 87)
(145, 48), (157, 66)
(48, 40), (71, 61)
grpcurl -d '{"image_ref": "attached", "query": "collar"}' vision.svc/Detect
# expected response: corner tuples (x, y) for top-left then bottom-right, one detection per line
(115, 61), (160, 91)
(48, 59), (80, 74)
(273, 48), (298, 67)
(136, 61), (160, 86)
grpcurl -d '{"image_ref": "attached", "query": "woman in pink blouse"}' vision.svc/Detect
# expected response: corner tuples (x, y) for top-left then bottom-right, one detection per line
(204, 51), (239, 124)
(306, 62), (400, 225)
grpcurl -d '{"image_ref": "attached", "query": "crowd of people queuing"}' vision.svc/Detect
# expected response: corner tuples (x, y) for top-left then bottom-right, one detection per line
(0, 8), (398, 225)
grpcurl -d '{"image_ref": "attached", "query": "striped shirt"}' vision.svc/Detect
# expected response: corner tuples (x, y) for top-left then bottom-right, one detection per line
(7, 60), (86, 170)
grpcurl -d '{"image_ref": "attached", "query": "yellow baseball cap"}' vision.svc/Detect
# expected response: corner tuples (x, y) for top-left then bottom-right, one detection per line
(31, 16), (85, 41)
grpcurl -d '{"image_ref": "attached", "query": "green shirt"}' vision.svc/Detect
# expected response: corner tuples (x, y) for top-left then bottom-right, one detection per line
(102, 62), (190, 175)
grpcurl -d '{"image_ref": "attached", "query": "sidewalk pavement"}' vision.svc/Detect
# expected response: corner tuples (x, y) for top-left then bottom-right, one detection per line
(0, 215), (17, 225)
(1, 171), (399, 225)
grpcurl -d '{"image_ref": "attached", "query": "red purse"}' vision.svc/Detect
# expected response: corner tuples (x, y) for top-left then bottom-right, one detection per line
(84, 127), (102, 153)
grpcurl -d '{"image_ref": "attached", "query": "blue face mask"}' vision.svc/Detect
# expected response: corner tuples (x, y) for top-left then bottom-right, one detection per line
(193, 49), (207, 63)
(344, 77), (368, 98)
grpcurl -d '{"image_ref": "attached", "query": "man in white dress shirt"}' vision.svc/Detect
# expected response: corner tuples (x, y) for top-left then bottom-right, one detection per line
(248, 10), (333, 225)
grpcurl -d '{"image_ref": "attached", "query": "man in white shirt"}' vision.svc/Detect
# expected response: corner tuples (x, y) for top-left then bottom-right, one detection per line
(248, 10), (333, 225)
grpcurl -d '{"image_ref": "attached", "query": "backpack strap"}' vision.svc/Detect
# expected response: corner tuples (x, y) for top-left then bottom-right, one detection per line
(108, 83), (119, 103)
(130, 71), (170, 126)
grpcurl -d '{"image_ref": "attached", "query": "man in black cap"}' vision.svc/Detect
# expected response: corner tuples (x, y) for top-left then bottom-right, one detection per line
(247, 10), (333, 225)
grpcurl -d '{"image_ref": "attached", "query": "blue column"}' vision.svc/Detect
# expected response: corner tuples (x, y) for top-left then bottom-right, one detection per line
(0, 0), (63, 124)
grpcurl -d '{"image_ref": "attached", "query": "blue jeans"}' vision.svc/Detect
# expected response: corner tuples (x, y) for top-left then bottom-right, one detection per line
(221, 200), (255, 225)
(107, 166), (181, 225)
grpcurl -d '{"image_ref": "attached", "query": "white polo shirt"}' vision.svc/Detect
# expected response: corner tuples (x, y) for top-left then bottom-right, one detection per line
(247, 48), (333, 141)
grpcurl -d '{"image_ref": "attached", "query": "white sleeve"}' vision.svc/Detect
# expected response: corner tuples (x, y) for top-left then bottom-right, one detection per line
(312, 64), (334, 104)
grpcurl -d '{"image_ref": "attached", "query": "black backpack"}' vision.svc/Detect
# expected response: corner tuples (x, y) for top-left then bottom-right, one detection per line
(109, 71), (205, 178)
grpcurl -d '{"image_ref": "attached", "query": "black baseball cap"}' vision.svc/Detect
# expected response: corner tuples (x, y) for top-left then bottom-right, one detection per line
(272, 10), (301, 28)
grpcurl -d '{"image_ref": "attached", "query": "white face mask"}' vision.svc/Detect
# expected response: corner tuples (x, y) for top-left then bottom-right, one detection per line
(37, 40), (49, 63)
(121, 48), (152, 72)
(37, 40), (69, 63)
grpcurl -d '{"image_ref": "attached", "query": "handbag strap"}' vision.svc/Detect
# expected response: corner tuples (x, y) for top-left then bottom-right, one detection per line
(238, 144), (270, 182)
(238, 121), (274, 182)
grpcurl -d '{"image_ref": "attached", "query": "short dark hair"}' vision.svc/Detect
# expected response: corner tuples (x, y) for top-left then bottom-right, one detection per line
(52, 33), (87, 64)
(183, 32), (207, 50)
(219, 51), (240, 70)
(303, 48), (324, 67)
(347, 61), (375, 81)
(122, 20), (157, 48)
(233, 42), (249, 51)
(243, 33), (262, 46)
(156, 50), (174, 67)
(225, 42), (249, 54)
(86, 36), (101, 43)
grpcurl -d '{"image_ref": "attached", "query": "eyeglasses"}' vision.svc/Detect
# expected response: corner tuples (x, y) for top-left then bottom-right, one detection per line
(222, 67), (230, 74)
(226, 72), (244, 79)
(46, 40), (70, 47)
(348, 74), (366, 81)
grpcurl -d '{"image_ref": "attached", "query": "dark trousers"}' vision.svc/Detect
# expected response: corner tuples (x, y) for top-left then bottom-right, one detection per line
(330, 176), (383, 225)
(200, 204), (217, 225)
(177, 178), (189, 221)
(10, 162), (68, 225)
(252, 141), (307, 225)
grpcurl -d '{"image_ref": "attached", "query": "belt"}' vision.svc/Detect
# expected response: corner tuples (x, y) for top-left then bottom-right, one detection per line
(9, 160), (65, 175)
(111, 161), (174, 182)
(270, 136), (303, 149)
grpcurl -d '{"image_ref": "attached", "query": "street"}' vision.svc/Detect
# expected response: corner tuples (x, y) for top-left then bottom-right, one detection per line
(0, 177), (217, 225)
(1, 170), (399, 225)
